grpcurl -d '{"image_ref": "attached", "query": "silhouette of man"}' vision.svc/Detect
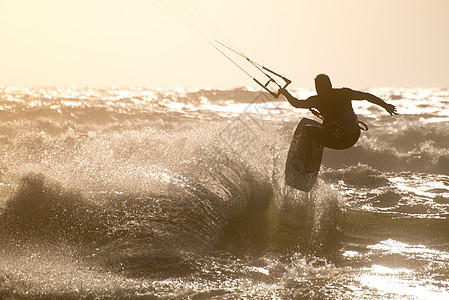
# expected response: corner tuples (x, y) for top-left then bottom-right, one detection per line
(279, 74), (397, 172)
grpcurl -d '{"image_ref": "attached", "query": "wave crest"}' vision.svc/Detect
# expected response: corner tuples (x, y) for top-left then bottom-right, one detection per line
(0, 173), (105, 243)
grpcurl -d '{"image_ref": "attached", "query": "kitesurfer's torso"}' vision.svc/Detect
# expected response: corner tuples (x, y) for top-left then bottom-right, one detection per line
(306, 88), (358, 130)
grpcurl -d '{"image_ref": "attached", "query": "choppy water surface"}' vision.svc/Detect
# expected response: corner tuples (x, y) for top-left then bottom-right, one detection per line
(1, 86), (449, 298)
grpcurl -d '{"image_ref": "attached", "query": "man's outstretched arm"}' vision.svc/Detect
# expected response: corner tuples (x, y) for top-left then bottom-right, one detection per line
(348, 89), (398, 116)
(279, 88), (313, 109)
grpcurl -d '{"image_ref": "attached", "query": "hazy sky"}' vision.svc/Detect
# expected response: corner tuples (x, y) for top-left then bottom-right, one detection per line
(1, 0), (448, 89)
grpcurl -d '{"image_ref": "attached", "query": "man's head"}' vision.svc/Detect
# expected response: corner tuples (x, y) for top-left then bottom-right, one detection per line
(315, 74), (332, 95)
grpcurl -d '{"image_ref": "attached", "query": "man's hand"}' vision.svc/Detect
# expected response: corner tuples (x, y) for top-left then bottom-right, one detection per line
(385, 103), (398, 116)
(278, 87), (289, 97)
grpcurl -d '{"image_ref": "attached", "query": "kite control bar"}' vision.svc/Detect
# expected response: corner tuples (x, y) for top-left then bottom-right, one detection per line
(253, 65), (291, 98)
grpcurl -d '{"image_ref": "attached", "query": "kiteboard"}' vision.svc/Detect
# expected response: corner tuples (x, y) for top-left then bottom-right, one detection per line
(285, 118), (324, 192)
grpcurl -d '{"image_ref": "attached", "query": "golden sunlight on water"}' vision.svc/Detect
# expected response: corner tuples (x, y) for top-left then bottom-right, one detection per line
(359, 267), (448, 299)
(355, 240), (449, 299)
(2, 86), (449, 298)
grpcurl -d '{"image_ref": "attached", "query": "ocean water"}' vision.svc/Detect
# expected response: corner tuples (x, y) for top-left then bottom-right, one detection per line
(1, 86), (449, 299)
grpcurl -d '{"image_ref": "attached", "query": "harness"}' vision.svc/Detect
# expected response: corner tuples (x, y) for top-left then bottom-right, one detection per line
(309, 108), (369, 136)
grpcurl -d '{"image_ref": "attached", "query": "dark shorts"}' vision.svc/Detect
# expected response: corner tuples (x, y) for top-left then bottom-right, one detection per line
(302, 124), (360, 150)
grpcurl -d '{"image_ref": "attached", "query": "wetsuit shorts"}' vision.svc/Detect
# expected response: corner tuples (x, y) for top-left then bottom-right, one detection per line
(303, 123), (361, 150)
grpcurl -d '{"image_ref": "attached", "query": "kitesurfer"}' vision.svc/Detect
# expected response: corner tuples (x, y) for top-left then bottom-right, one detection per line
(280, 74), (397, 172)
